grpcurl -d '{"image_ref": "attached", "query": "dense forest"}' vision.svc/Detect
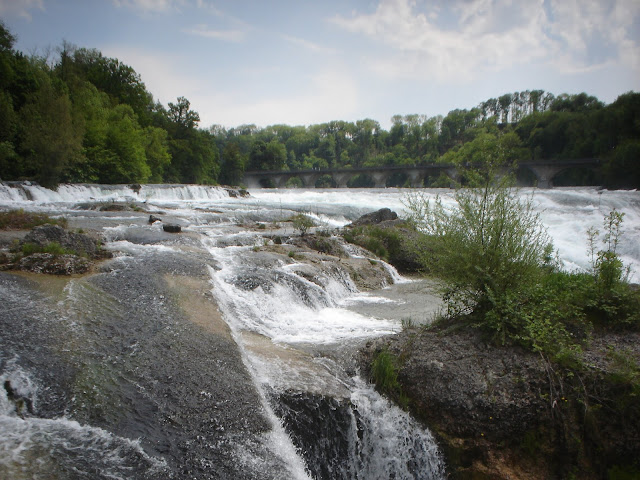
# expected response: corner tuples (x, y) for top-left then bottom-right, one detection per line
(1, 21), (638, 189)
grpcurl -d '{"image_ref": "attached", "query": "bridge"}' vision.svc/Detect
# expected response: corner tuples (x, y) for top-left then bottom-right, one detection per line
(242, 159), (602, 189)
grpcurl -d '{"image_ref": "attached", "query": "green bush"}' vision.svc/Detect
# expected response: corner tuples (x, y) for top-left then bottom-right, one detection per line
(0, 209), (68, 230)
(290, 214), (315, 236)
(405, 172), (551, 321)
(371, 350), (400, 394)
(343, 225), (405, 263)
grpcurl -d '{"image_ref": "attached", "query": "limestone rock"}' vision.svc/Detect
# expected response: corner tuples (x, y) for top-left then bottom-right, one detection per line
(349, 208), (398, 226)
(18, 253), (91, 275)
(22, 224), (100, 257)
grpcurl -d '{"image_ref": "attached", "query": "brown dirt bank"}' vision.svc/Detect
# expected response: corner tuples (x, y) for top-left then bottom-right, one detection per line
(359, 325), (640, 479)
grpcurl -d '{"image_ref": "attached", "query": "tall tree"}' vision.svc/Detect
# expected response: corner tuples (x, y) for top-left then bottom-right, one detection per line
(219, 142), (245, 186)
(19, 73), (83, 188)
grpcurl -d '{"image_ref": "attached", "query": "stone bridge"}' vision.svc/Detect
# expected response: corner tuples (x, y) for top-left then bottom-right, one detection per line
(242, 159), (601, 189)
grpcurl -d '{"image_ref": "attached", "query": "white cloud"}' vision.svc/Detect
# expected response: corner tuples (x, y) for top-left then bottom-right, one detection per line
(281, 34), (336, 54)
(0, 0), (44, 21)
(111, 0), (185, 13)
(203, 69), (360, 128)
(330, 0), (640, 82)
(101, 45), (357, 128)
(101, 46), (194, 106)
(184, 24), (246, 42)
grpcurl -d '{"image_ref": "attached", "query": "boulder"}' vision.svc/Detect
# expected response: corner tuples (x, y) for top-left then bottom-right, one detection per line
(22, 224), (100, 257)
(163, 223), (182, 233)
(99, 203), (129, 211)
(18, 253), (91, 275)
(349, 208), (398, 226)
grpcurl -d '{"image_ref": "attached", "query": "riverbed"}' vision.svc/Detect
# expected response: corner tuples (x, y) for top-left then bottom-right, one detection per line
(1, 183), (639, 479)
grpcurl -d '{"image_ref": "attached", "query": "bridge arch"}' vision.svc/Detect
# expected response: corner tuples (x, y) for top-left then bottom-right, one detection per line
(550, 166), (600, 186)
(242, 160), (601, 189)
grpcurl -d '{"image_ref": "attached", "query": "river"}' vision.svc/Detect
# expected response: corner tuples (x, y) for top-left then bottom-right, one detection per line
(1, 183), (639, 479)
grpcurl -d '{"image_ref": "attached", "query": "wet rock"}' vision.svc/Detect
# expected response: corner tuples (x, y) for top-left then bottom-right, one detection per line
(288, 234), (347, 258)
(270, 390), (358, 480)
(22, 224), (103, 258)
(349, 208), (398, 226)
(163, 223), (182, 233)
(18, 253), (91, 275)
(224, 187), (250, 198)
(129, 183), (142, 193)
(149, 215), (162, 224)
(4, 380), (34, 417)
(359, 327), (640, 479)
(99, 203), (129, 211)
(231, 273), (273, 292)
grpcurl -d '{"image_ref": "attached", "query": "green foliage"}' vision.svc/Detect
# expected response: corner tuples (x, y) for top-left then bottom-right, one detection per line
(284, 176), (303, 188)
(290, 214), (315, 236)
(219, 142), (245, 186)
(581, 210), (640, 330)
(371, 350), (400, 394)
(19, 72), (83, 188)
(0, 210), (67, 230)
(607, 348), (640, 393)
(405, 170), (551, 321)
(608, 465), (640, 480)
(21, 241), (76, 256)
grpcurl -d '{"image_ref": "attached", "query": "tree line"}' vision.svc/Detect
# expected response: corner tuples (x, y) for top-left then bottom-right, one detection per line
(1, 21), (638, 189)
(0, 21), (218, 189)
(215, 91), (638, 188)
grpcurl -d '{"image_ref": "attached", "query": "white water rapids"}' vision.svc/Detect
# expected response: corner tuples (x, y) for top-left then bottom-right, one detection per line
(1, 182), (639, 479)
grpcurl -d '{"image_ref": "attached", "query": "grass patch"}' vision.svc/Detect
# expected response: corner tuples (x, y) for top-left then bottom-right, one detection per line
(372, 349), (400, 394)
(0, 209), (67, 230)
(21, 241), (78, 257)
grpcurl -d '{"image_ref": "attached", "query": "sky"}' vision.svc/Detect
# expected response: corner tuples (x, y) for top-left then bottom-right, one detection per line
(1, 0), (639, 130)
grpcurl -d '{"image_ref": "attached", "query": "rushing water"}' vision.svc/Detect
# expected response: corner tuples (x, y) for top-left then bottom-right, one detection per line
(1, 182), (639, 479)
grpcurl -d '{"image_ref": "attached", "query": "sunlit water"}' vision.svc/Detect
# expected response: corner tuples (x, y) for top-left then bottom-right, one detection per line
(1, 182), (639, 479)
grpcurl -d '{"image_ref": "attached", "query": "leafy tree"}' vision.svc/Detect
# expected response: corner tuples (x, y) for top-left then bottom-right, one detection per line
(167, 129), (219, 184)
(68, 48), (153, 125)
(248, 139), (286, 171)
(99, 104), (150, 183)
(164, 97), (219, 184)
(144, 126), (171, 183)
(219, 142), (245, 186)
(19, 73), (83, 188)
(168, 96), (200, 131)
(603, 140), (640, 190)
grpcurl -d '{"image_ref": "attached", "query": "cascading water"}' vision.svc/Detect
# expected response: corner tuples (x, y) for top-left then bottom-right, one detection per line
(203, 238), (446, 479)
(1, 182), (639, 479)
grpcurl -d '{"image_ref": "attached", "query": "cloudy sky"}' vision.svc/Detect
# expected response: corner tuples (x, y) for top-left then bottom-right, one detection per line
(2, 0), (639, 129)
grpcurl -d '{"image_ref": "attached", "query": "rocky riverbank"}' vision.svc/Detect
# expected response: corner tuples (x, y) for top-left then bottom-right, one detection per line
(358, 311), (640, 479)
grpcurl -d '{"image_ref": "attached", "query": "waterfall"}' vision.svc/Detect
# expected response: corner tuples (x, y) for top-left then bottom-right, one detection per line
(202, 236), (445, 479)
(0, 182), (234, 206)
